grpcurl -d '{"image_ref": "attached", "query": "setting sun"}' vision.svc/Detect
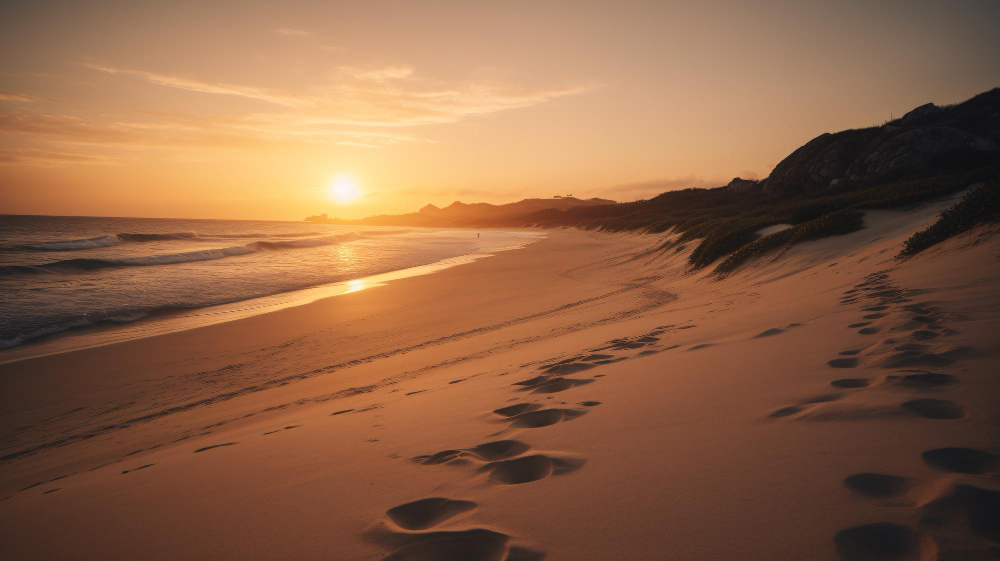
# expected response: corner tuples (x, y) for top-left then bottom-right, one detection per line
(329, 177), (360, 204)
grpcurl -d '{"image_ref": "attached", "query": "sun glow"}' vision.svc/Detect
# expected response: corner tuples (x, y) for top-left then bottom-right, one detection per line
(329, 177), (361, 203)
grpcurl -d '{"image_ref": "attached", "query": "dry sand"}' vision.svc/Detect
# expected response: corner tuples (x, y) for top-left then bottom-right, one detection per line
(1, 193), (998, 560)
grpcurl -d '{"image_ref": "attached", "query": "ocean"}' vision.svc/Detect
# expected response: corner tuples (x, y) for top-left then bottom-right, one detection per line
(0, 215), (541, 356)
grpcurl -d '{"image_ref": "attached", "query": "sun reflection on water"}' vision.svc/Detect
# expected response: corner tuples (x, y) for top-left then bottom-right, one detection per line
(345, 279), (365, 293)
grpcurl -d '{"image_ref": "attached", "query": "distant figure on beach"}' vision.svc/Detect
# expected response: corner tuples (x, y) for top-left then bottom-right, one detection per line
(477, 233), (480, 238)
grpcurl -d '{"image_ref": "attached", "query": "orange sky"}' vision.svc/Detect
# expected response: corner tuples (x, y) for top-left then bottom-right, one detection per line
(1, 1), (998, 220)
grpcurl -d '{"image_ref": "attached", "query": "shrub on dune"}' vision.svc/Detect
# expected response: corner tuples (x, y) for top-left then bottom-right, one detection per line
(899, 179), (1000, 257)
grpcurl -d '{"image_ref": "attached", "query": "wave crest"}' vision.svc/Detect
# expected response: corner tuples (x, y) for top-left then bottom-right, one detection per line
(1, 232), (366, 275)
(15, 235), (123, 251)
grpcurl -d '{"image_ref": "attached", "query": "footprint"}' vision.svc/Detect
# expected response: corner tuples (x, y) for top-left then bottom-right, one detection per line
(858, 327), (880, 335)
(901, 399), (965, 419)
(920, 485), (1000, 545)
(579, 401), (601, 407)
(594, 358), (628, 365)
(843, 473), (912, 499)
(839, 350), (862, 356)
(494, 404), (543, 417)
(412, 449), (467, 465)
(892, 372), (958, 387)
(508, 408), (587, 429)
(528, 378), (595, 394)
(505, 546), (547, 561)
(769, 405), (804, 418)
(541, 363), (596, 375)
(828, 358), (859, 368)
(893, 343), (928, 352)
(483, 454), (585, 485)
(193, 442), (238, 453)
(609, 341), (646, 350)
(537, 357), (579, 370)
(849, 322), (872, 329)
(921, 448), (999, 474)
(755, 328), (785, 338)
(413, 440), (531, 465)
(513, 375), (553, 387)
(801, 393), (843, 404)
(833, 523), (929, 561)
(831, 378), (872, 389)
(121, 463), (156, 475)
(688, 343), (715, 351)
(467, 440), (531, 461)
(383, 528), (510, 561)
(386, 498), (477, 530)
(882, 352), (954, 369)
(331, 409), (354, 416)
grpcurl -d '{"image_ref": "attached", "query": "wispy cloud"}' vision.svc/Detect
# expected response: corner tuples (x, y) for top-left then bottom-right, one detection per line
(0, 110), (430, 151)
(336, 141), (377, 148)
(275, 28), (315, 37)
(82, 62), (596, 126)
(0, 91), (50, 103)
(0, 147), (117, 166)
(337, 65), (414, 81)
(83, 64), (307, 107)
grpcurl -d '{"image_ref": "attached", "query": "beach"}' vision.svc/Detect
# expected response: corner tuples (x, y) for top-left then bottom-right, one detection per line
(2, 196), (999, 560)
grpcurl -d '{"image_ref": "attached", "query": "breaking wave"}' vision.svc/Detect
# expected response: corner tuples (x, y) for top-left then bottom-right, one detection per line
(1, 232), (364, 275)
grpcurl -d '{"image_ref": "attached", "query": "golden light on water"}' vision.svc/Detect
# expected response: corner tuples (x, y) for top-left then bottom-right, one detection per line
(345, 279), (365, 293)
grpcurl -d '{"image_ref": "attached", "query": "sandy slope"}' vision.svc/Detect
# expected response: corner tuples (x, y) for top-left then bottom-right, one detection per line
(1, 193), (998, 561)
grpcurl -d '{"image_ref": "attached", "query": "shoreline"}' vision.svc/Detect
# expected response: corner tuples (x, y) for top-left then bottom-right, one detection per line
(0, 230), (545, 365)
(1, 207), (998, 560)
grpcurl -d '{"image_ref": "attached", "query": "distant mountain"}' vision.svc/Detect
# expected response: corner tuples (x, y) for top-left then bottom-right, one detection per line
(306, 196), (616, 227)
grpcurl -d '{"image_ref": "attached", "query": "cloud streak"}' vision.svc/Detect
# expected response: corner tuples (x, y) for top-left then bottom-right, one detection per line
(0, 91), (50, 103)
(0, 110), (430, 152)
(337, 65), (414, 81)
(82, 62), (596, 126)
(83, 64), (307, 107)
(275, 28), (315, 37)
(0, 148), (117, 166)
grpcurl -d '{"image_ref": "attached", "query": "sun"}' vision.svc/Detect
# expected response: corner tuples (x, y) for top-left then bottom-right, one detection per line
(329, 177), (360, 203)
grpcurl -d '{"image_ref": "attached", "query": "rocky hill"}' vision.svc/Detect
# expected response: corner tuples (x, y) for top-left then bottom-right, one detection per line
(759, 88), (1000, 196)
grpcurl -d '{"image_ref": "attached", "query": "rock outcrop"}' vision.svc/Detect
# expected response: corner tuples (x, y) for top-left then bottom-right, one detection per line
(761, 88), (1000, 196)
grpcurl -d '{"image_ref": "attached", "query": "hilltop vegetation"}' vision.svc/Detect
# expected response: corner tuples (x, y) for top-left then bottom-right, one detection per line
(900, 179), (1000, 257)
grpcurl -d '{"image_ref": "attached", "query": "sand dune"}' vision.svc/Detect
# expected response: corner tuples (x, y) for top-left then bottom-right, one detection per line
(1, 193), (998, 560)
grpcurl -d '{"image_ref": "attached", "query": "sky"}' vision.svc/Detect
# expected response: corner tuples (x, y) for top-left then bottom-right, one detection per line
(1, 0), (998, 221)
